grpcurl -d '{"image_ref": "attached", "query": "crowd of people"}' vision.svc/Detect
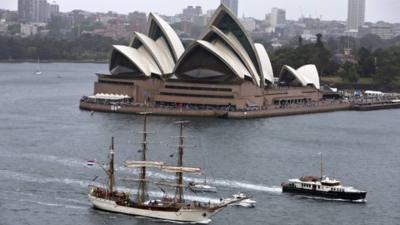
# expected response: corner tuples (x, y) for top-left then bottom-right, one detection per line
(81, 95), (351, 112)
(81, 90), (400, 113)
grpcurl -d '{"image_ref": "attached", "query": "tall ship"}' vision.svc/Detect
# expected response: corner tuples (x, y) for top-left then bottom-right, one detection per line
(281, 154), (367, 202)
(88, 113), (243, 223)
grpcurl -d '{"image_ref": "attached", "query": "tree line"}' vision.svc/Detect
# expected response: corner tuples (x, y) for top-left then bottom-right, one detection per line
(268, 34), (400, 88)
(0, 34), (127, 61)
(0, 33), (399, 88)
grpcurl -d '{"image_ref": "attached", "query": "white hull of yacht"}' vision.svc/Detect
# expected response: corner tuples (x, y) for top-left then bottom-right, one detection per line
(189, 184), (217, 193)
(88, 195), (218, 223)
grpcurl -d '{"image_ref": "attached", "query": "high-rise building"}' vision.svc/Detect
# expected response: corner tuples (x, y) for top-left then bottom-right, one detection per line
(49, 1), (60, 17)
(182, 6), (202, 21)
(347, 0), (365, 31)
(270, 8), (286, 27)
(241, 17), (256, 32)
(18, 0), (33, 22)
(221, 0), (238, 16)
(18, 0), (51, 23)
(38, 0), (49, 22)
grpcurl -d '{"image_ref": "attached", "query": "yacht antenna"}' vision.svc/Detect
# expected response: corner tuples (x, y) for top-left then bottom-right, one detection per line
(320, 152), (323, 179)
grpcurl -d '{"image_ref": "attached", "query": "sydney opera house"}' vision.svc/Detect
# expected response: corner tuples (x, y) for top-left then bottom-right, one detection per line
(87, 4), (321, 110)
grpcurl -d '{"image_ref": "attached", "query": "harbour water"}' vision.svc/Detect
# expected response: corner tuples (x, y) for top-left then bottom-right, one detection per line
(0, 63), (399, 225)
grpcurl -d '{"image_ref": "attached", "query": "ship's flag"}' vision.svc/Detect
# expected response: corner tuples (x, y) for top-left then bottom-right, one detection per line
(87, 160), (96, 166)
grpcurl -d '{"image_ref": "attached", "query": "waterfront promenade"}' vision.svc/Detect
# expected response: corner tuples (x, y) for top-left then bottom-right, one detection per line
(79, 100), (352, 119)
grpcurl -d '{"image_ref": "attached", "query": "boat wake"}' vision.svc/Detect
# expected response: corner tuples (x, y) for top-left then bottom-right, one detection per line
(26, 200), (87, 209)
(3, 153), (88, 168)
(212, 179), (282, 193)
(0, 169), (93, 187)
(0, 195), (87, 210)
(55, 197), (92, 206)
(296, 195), (367, 203)
(2, 152), (282, 195)
(143, 171), (282, 194)
(0, 169), (222, 204)
(152, 218), (211, 225)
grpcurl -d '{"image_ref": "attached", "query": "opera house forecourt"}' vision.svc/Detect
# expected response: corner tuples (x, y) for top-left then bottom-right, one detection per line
(80, 4), (350, 118)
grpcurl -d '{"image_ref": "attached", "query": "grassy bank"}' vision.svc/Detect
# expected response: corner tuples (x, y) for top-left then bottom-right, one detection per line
(321, 76), (400, 91)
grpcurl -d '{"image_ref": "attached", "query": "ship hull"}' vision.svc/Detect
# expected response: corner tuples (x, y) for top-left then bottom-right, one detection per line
(282, 185), (366, 201)
(189, 185), (217, 193)
(88, 195), (218, 223)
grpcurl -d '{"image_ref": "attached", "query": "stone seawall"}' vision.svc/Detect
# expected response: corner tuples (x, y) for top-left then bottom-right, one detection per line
(79, 102), (352, 119)
(227, 104), (351, 119)
(352, 102), (400, 111)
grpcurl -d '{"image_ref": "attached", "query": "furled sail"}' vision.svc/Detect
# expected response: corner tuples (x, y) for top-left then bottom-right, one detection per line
(161, 165), (201, 174)
(124, 160), (164, 168)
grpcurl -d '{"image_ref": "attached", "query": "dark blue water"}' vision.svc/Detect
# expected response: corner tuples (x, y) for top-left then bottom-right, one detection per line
(0, 63), (399, 225)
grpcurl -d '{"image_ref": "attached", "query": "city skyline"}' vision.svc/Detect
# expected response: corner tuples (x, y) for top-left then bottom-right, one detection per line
(221, 0), (238, 16)
(347, 0), (366, 31)
(1, 0), (400, 23)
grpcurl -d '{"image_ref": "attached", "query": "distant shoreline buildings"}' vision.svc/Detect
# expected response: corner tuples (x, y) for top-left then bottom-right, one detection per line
(346, 0), (366, 35)
(221, 0), (238, 16)
(0, 0), (398, 42)
(18, 0), (59, 23)
(270, 8), (286, 28)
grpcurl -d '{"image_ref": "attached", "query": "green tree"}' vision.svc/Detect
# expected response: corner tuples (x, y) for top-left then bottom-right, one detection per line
(7, 24), (20, 35)
(372, 47), (400, 87)
(270, 35), (332, 77)
(359, 34), (383, 50)
(339, 62), (359, 83)
(270, 47), (296, 75)
(338, 36), (357, 52)
(357, 47), (375, 77)
(325, 37), (339, 52)
(324, 59), (341, 76)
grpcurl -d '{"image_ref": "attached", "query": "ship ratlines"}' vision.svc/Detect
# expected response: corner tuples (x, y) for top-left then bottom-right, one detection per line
(88, 113), (244, 224)
(281, 154), (367, 202)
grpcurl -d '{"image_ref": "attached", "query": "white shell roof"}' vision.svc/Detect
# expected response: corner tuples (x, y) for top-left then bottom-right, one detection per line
(210, 40), (251, 79)
(175, 40), (250, 80)
(279, 65), (320, 89)
(207, 4), (261, 76)
(224, 32), (260, 85)
(111, 13), (184, 77)
(113, 45), (161, 76)
(133, 32), (175, 74)
(147, 13), (185, 62)
(201, 26), (260, 86)
(109, 4), (279, 87)
(296, 64), (320, 89)
(254, 43), (274, 84)
(185, 4), (281, 87)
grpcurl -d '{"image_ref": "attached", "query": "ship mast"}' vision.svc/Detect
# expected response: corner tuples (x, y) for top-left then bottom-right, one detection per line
(175, 121), (189, 204)
(107, 136), (115, 199)
(320, 152), (323, 179)
(137, 113), (149, 204)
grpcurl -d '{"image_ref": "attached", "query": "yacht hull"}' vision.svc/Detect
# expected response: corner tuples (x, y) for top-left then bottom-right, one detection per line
(88, 195), (218, 223)
(282, 185), (366, 201)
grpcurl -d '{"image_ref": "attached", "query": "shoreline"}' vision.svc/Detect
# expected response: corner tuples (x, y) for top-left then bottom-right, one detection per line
(79, 101), (352, 119)
(353, 102), (400, 111)
(1, 59), (397, 91)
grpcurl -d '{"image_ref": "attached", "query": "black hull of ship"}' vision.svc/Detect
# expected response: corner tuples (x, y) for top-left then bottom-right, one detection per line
(282, 186), (366, 201)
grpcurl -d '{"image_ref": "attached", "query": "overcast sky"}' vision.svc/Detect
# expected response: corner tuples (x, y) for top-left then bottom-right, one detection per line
(1, 0), (399, 23)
